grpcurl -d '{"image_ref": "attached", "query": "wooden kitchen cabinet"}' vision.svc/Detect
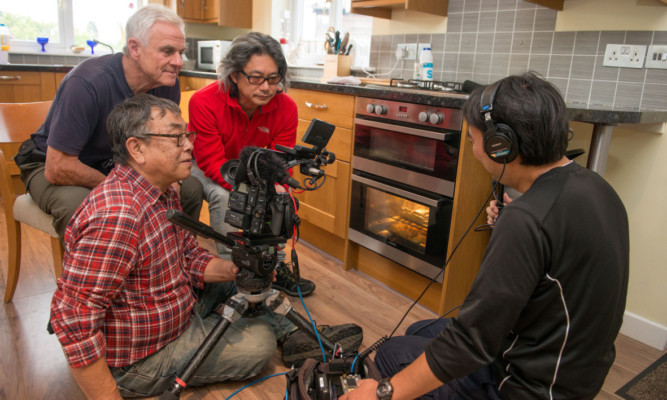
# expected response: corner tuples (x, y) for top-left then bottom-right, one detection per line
(179, 75), (216, 91)
(177, 0), (218, 23)
(288, 88), (354, 256)
(176, 0), (252, 28)
(350, 0), (447, 19)
(0, 71), (57, 103)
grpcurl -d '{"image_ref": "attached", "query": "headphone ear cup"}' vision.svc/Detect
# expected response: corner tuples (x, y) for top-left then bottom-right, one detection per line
(484, 123), (518, 163)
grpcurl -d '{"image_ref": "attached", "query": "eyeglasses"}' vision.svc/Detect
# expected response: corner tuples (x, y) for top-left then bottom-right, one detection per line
(239, 71), (282, 86)
(143, 132), (196, 147)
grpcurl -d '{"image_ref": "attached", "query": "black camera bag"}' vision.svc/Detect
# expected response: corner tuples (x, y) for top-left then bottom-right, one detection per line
(286, 356), (382, 400)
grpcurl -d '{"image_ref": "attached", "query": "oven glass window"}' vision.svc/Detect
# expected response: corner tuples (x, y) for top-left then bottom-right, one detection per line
(368, 128), (437, 172)
(364, 186), (430, 255)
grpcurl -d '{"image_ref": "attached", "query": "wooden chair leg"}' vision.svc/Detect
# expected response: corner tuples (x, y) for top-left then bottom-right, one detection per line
(50, 237), (64, 279)
(4, 220), (22, 303)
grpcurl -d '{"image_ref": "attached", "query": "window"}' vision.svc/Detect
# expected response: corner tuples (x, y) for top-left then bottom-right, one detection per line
(288, 0), (372, 68)
(1, 0), (143, 54)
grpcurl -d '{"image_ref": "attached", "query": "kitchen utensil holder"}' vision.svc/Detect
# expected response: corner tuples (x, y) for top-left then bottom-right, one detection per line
(323, 55), (351, 80)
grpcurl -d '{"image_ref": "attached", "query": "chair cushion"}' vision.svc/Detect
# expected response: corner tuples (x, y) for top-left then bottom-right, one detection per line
(12, 193), (59, 238)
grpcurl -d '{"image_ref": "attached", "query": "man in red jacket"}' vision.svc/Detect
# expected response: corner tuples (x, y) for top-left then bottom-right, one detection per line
(188, 32), (315, 297)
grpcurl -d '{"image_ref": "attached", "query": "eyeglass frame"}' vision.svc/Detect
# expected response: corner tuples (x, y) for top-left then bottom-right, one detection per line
(142, 132), (196, 147)
(239, 70), (283, 86)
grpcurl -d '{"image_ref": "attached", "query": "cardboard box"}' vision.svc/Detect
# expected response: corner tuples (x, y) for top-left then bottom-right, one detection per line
(323, 54), (351, 80)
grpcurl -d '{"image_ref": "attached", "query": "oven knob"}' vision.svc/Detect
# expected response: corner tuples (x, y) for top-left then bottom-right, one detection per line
(374, 105), (388, 115)
(366, 104), (376, 113)
(429, 112), (444, 124)
(418, 111), (431, 122)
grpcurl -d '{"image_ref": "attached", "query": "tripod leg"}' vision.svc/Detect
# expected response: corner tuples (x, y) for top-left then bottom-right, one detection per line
(160, 296), (249, 399)
(265, 290), (336, 353)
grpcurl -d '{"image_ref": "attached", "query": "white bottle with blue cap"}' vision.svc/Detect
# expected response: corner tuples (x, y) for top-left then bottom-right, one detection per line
(420, 47), (433, 81)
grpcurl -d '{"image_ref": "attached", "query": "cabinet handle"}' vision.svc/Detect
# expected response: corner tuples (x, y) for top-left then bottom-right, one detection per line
(0, 75), (21, 81)
(305, 101), (327, 110)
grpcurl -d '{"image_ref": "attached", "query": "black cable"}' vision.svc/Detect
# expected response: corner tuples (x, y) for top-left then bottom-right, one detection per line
(388, 162), (507, 338)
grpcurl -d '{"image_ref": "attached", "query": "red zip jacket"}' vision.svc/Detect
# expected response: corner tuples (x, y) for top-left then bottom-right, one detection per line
(188, 82), (298, 190)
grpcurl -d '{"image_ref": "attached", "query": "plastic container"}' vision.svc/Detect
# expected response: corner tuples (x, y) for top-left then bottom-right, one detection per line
(420, 47), (433, 81)
(0, 24), (11, 64)
(0, 45), (9, 64)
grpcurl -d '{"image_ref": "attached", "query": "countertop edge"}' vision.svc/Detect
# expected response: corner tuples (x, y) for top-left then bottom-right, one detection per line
(3, 65), (666, 126)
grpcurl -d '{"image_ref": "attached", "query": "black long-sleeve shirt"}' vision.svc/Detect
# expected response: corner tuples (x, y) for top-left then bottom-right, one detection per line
(425, 162), (629, 399)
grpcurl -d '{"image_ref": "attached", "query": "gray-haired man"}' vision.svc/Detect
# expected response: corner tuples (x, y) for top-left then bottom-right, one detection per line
(17, 4), (203, 238)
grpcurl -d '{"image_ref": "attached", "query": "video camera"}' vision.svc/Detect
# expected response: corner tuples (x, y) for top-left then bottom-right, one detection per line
(168, 118), (336, 293)
(220, 118), (336, 241)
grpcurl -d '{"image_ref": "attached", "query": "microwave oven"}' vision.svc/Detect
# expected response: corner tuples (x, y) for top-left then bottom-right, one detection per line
(197, 40), (232, 71)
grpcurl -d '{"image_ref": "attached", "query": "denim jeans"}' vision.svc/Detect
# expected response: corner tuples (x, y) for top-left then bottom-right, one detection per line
(110, 281), (295, 397)
(191, 163), (236, 258)
(375, 319), (502, 400)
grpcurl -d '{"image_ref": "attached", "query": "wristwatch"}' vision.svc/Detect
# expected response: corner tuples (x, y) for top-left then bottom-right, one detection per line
(376, 378), (394, 400)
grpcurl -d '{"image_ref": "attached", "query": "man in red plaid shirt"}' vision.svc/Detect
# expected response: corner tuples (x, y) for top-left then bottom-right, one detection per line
(49, 94), (363, 398)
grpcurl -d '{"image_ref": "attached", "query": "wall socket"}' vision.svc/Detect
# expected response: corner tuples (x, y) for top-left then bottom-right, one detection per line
(603, 44), (647, 68)
(645, 44), (667, 70)
(396, 43), (417, 60)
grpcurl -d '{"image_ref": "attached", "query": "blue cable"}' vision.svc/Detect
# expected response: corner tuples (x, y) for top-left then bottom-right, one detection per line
(224, 371), (289, 400)
(298, 285), (327, 362)
(350, 353), (360, 373)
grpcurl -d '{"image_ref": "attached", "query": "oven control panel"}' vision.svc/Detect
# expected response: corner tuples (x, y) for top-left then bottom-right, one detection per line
(356, 97), (463, 131)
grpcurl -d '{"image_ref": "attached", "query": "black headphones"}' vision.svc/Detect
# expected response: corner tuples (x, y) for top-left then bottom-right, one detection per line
(479, 80), (519, 163)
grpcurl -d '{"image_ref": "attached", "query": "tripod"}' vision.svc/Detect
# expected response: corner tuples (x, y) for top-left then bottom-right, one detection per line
(160, 211), (339, 399)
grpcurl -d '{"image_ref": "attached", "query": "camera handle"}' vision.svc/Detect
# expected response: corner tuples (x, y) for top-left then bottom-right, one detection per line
(159, 288), (337, 399)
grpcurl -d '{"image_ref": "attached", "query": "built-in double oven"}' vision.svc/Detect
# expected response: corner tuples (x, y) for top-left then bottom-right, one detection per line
(349, 97), (463, 282)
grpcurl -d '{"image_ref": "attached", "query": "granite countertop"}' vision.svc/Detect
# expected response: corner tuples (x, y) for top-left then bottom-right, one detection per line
(3, 64), (666, 126)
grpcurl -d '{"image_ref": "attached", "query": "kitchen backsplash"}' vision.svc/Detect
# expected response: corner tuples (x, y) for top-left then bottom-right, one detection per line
(369, 0), (667, 111)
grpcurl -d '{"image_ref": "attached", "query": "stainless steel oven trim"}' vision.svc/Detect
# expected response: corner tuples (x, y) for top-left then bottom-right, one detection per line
(354, 118), (455, 141)
(352, 156), (455, 198)
(351, 174), (441, 207)
(348, 228), (444, 283)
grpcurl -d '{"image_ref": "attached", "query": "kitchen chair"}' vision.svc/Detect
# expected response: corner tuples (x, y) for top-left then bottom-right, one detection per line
(0, 101), (63, 303)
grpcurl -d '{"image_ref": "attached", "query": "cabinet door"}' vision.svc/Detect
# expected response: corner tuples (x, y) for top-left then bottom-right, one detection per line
(0, 71), (56, 102)
(293, 160), (350, 238)
(202, 0), (219, 22)
(176, 0), (201, 20)
(289, 89), (354, 130)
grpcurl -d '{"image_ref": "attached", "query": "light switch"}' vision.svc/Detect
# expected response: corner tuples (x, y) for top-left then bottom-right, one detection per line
(645, 45), (667, 69)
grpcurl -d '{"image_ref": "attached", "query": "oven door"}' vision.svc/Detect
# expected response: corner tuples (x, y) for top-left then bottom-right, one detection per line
(353, 118), (460, 197)
(348, 172), (452, 282)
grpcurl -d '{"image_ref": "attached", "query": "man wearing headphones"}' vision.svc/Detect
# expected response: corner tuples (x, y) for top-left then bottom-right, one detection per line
(341, 72), (629, 400)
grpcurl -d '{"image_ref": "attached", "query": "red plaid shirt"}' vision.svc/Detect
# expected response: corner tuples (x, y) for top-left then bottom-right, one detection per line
(50, 165), (214, 368)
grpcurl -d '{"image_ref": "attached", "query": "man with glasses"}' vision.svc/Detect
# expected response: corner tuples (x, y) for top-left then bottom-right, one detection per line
(188, 32), (317, 298)
(50, 94), (283, 398)
(16, 4), (203, 239)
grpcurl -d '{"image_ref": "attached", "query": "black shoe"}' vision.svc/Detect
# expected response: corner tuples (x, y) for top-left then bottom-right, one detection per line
(273, 263), (316, 297)
(281, 324), (363, 368)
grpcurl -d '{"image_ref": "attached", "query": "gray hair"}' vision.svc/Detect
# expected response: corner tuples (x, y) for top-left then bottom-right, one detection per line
(107, 94), (182, 165)
(217, 32), (290, 96)
(123, 4), (184, 55)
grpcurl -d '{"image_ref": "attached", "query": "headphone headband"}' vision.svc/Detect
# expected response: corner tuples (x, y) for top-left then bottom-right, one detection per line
(478, 79), (518, 164)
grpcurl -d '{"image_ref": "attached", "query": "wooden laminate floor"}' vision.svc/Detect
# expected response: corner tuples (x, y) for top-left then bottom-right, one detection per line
(0, 210), (664, 399)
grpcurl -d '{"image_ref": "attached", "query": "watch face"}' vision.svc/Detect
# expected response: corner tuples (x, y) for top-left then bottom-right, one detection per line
(376, 380), (393, 400)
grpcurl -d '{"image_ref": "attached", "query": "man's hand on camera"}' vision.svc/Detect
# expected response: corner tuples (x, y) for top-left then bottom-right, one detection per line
(204, 258), (239, 283)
